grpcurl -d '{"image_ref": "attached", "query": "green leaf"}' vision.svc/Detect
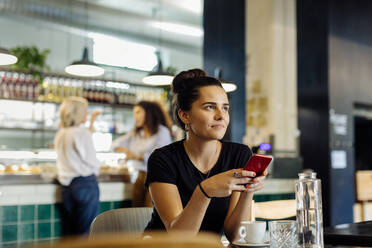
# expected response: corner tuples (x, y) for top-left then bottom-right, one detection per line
(9, 46), (51, 81)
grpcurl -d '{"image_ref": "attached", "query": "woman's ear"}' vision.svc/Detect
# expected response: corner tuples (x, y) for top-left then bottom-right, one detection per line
(178, 109), (190, 125)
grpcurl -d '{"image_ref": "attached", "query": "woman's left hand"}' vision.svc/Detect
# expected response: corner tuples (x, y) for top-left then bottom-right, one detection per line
(244, 169), (268, 193)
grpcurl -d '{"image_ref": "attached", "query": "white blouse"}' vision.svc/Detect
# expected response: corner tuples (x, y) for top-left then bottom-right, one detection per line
(111, 125), (172, 172)
(54, 126), (101, 186)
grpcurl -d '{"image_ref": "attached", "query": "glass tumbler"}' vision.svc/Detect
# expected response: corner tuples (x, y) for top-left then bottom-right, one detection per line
(269, 220), (297, 248)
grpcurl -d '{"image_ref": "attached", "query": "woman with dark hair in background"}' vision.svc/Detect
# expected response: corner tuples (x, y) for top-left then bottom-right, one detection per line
(111, 101), (172, 207)
(144, 69), (267, 242)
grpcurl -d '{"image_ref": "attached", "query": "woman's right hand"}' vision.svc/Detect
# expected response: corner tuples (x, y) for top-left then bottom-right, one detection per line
(201, 169), (256, 198)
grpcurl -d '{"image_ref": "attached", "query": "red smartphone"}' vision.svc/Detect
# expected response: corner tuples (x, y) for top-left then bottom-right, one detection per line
(243, 154), (272, 177)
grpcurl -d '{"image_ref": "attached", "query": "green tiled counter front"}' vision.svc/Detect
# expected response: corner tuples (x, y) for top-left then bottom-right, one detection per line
(0, 200), (131, 247)
(0, 182), (133, 247)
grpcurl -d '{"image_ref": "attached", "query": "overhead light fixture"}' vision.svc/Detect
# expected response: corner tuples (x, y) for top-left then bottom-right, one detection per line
(143, 6), (174, 86)
(65, 47), (104, 77)
(0, 47), (18, 66)
(143, 51), (173, 85)
(65, 0), (104, 77)
(222, 83), (237, 92)
(214, 67), (237, 93)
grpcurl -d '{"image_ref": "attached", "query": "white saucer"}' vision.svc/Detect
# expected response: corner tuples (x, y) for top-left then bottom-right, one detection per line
(231, 240), (270, 247)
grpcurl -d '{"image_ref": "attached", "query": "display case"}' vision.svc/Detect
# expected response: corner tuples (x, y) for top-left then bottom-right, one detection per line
(0, 149), (133, 184)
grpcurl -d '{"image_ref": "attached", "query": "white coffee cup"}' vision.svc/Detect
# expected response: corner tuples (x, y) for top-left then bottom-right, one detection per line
(238, 221), (266, 244)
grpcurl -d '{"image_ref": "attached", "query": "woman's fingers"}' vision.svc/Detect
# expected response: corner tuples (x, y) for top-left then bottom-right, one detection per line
(234, 177), (254, 185)
(231, 185), (247, 192)
(252, 175), (266, 183)
(231, 169), (256, 178)
(240, 170), (256, 177)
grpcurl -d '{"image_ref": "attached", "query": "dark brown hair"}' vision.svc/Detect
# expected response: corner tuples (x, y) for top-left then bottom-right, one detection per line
(171, 68), (223, 130)
(135, 101), (172, 135)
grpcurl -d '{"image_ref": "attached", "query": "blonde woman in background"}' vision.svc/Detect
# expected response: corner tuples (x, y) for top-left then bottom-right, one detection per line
(111, 101), (172, 207)
(54, 96), (101, 236)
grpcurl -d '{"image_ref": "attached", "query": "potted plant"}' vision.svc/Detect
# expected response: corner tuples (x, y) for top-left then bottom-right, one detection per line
(10, 46), (51, 82)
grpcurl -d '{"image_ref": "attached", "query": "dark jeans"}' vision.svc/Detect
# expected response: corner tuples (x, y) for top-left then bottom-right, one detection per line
(60, 174), (99, 236)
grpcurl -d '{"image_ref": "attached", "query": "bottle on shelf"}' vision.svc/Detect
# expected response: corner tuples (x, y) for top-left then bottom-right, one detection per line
(7, 72), (15, 99)
(0, 71), (7, 98)
(32, 76), (39, 100)
(20, 73), (28, 99)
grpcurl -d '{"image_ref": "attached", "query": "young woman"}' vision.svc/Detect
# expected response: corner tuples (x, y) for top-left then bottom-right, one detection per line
(144, 69), (267, 242)
(111, 101), (172, 207)
(54, 96), (101, 235)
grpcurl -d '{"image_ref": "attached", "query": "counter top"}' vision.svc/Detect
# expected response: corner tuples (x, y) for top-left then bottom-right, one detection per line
(0, 181), (133, 206)
(0, 173), (131, 185)
(0, 178), (295, 206)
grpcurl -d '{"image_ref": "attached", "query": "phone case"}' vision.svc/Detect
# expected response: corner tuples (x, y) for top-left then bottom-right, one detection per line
(243, 154), (272, 176)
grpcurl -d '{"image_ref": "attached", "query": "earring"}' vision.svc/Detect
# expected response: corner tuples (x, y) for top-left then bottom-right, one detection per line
(185, 124), (189, 132)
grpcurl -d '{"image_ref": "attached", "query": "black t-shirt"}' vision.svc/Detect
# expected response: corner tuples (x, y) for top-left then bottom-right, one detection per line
(144, 139), (252, 234)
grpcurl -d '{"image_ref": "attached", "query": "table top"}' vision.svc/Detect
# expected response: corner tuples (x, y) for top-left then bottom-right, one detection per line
(324, 221), (372, 247)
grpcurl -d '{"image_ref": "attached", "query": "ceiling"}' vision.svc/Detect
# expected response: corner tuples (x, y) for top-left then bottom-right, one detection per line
(0, 0), (203, 53)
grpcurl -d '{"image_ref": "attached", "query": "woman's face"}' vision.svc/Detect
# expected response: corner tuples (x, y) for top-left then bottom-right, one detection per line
(185, 86), (230, 140)
(133, 105), (146, 128)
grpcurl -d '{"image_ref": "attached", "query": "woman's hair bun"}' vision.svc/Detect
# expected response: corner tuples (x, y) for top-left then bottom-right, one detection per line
(172, 69), (207, 93)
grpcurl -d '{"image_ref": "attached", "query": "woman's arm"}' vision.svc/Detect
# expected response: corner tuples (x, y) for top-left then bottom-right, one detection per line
(149, 169), (256, 234)
(223, 173), (267, 242)
(149, 182), (211, 234)
(89, 110), (101, 132)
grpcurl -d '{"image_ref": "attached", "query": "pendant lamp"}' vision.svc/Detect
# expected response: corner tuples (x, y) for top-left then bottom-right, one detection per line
(214, 67), (237, 92)
(65, 47), (104, 77)
(65, 0), (103, 77)
(142, 6), (174, 86)
(0, 47), (17, 66)
(142, 51), (173, 85)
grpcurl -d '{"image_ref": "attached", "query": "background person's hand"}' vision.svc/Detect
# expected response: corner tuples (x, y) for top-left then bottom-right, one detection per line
(89, 110), (102, 132)
(90, 110), (102, 122)
(115, 147), (142, 161)
(201, 169), (256, 198)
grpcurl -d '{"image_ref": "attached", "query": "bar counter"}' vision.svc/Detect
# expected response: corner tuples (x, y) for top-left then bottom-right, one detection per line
(0, 177), (295, 247)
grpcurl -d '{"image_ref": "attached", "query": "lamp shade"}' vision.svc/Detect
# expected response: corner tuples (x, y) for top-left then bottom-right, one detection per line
(214, 67), (237, 92)
(222, 82), (237, 92)
(142, 52), (173, 85)
(0, 47), (18, 66)
(65, 47), (104, 77)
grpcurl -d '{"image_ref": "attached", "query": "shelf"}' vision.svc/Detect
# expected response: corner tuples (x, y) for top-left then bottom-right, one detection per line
(0, 127), (57, 132)
(0, 97), (135, 109)
(0, 126), (126, 136)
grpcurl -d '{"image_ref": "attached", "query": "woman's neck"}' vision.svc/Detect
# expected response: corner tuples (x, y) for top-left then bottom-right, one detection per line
(184, 135), (221, 173)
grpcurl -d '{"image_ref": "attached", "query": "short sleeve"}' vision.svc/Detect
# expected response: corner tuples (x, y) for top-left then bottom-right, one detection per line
(145, 148), (178, 188)
(234, 144), (253, 169)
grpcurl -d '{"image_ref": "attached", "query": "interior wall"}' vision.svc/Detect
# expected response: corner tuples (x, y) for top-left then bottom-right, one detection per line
(203, 0), (246, 143)
(328, 0), (372, 224)
(298, 0), (372, 226)
(245, 0), (297, 153)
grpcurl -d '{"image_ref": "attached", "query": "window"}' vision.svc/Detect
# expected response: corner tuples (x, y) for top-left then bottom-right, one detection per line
(90, 33), (157, 71)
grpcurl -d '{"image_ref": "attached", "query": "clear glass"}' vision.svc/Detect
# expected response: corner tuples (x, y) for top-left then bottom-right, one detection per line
(296, 172), (324, 248)
(269, 220), (297, 248)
